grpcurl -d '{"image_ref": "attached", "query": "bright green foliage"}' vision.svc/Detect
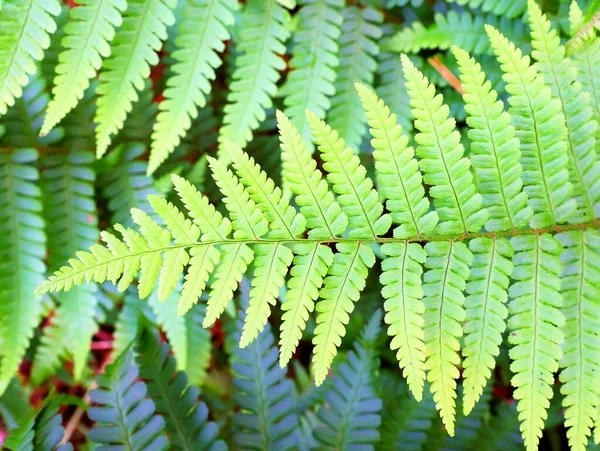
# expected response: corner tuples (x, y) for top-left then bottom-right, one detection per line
(462, 238), (512, 414)
(314, 312), (382, 449)
(357, 83), (437, 238)
(572, 35), (600, 136)
(33, 151), (99, 383)
(453, 46), (532, 232)
(508, 234), (565, 451)
(386, 12), (528, 56)
(0, 149), (45, 395)
(88, 350), (169, 450)
(402, 54), (487, 236)
(327, 6), (382, 152)
(422, 240), (472, 436)
(231, 317), (299, 450)
(183, 304), (212, 387)
(277, 110), (342, 366)
(94, 0), (176, 157)
(281, 0), (343, 146)
(136, 328), (226, 450)
(0, 0), (60, 117)
(487, 25), (576, 228)
(557, 230), (600, 451)
(445, 0), (527, 18)
(148, 0), (236, 174)
(308, 110), (390, 238)
(41, 0), (126, 135)
(218, 0), (290, 150)
(379, 242), (427, 401)
(528, 0), (600, 223)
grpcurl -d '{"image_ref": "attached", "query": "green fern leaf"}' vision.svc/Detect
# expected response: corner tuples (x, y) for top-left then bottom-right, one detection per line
(218, 0), (290, 149)
(376, 25), (414, 137)
(402, 55), (487, 235)
(147, 284), (188, 371)
(379, 242), (427, 401)
(148, 0), (236, 174)
(184, 304), (212, 387)
(486, 25), (576, 228)
(307, 110), (391, 238)
(528, 1), (600, 222)
(88, 349), (169, 450)
(572, 36), (600, 135)
(41, 0), (126, 135)
(422, 241), (472, 436)
(314, 314), (382, 449)
(33, 151), (99, 382)
(0, 0), (60, 116)
(327, 6), (382, 151)
(3, 415), (35, 451)
(356, 83), (438, 238)
(508, 234), (565, 451)
(113, 289), (151, 359)
(462, 238), (512, 415)
(312, 243), (375, 386)
(0, 149), (45, 394)
(232, 316), (299, 450)
(385, 11), (529, 56)
(100, 143), (157, 227)
(377, 371), (436, 451)
(94, 0), (176, 157)
(281, 0), (343, 146)
(453, 46), (532, 232)
(136, 328), (226, 450)
(277, 110), (343, 366)
(557, 230), (600, 451)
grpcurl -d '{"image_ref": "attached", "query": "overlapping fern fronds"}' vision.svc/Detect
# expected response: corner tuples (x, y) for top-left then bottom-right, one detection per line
(24, 7), (600, 450)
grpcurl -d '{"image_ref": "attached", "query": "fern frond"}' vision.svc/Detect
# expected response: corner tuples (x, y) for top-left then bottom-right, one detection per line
(113, 289), (151, 359)
(184, 304), (212, 387)
(557, 230), (600, 451)
(41, 0), (126, 135)
(356, 83), (438, 238)
(422, 240), (472, 436)
(572, 36), (600, 134)
(453, 46), (532, 232)
(100, 143), (157, 227)
(34, 151), (99, 381)
(0, 0), (60, 116)
(312, 243), (375, 386)
(88, 349), (169, 450)
(136, 328), (226, 450)
(147, 284), (188, 371)
(94, 0), (176, 157)
(314, 316), (382, 449)
(232, 317), (299, 450)
(218, 0), (290, 149)
(462, 237), (512, 414)
(377, 371), (436, 451)
(0, 149), (45, 394)
(277, 109), (347, 240)
(376, 27), (413, 136)
(281, 0), (343, 146)
(528, 1), (600, 222)
(402, 55), (487, 235)
(508, 234), (565, 451)
(277, 110), (343, 365)
(379, 242), (427, 401)
(308, 110), (391, 238)
(445, 0), (527, 18)
(486, 25), (576, 228)
(385, 12), (528, 56)
(0, 71), (63, 147)
(148, 0), (236, 174)
(327, 6), (382, 152)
